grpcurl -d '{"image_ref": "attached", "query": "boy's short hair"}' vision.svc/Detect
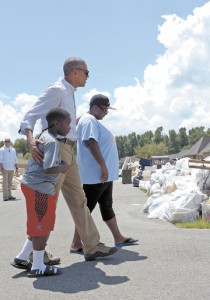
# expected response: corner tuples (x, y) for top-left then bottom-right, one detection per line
(46, 108), (70, 126)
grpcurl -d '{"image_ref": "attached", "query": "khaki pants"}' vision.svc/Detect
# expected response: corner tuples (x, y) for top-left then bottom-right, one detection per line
(55, 143), (100, 253)
(3, 170), (14, 200)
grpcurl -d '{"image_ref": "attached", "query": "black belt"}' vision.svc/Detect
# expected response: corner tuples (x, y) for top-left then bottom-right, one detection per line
(57, 138), (75, 146)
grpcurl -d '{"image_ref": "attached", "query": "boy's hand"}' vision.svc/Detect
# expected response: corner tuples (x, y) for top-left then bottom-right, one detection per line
(60, 161), (69, 173)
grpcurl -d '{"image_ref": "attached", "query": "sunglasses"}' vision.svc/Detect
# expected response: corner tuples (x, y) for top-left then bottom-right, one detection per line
(5, 140), (10, 142)
(76, 68), (89, 76)
(97, 105), (109, 114)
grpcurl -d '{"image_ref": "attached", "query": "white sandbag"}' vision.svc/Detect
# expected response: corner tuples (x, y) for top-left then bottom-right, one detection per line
(147, 192), (175, 215)
(150, 183), (161, 195)
(142, 196), (154, 213)
(148, 196), (169, 214)
(165, 181), (176, 193)
(148, 202), (170, 219)
(175, 157), (190, 170)
(139, 180), (151, 192)
(161, 207), (199, 223)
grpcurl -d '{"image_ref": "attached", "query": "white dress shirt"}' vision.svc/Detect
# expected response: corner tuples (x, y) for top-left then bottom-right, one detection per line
(20, 78), (77, 140)
(0, 146), (18, 170)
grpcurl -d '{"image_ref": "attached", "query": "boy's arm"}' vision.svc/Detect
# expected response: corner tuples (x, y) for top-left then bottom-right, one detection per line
(44, 161), (69, 174)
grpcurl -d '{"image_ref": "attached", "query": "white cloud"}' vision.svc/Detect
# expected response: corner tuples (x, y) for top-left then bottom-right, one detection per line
(2, 2), (210, 141)
(104, 1), (210, 136)
(0, 92), (10, 100)
(0, 93), (39, 142)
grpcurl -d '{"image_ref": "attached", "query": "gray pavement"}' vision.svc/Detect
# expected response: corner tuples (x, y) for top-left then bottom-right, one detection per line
(1, 179), (210, 300)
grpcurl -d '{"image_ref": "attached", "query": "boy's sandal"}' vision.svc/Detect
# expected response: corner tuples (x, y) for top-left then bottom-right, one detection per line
(10, 258), (32, 270)
(28, 266), (62, 278)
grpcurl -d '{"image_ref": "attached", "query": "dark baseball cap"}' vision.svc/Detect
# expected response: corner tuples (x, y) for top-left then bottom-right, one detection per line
(89, 94), (116, 109)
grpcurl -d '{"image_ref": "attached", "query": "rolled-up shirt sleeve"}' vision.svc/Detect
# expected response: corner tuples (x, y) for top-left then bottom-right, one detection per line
(20, 85), (62, 135)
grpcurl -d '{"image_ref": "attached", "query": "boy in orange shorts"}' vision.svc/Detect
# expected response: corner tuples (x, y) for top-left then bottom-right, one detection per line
(11, 107), (70, 277)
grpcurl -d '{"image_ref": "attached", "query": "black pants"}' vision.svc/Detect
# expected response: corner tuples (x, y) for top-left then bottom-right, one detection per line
(83, 182), (115, 221)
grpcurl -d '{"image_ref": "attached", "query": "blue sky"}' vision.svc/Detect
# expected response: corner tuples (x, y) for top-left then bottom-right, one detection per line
(0, 0), (209, 141)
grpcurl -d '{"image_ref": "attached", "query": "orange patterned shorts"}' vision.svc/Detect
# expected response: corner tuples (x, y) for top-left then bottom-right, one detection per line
(21, 183), (57, 236)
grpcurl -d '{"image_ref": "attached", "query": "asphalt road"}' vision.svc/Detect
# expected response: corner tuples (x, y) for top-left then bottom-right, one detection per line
(1, 179), (210, 300)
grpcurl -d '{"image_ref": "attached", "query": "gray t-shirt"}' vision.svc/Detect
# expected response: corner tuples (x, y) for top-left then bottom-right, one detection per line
(22, 130), (61, 195)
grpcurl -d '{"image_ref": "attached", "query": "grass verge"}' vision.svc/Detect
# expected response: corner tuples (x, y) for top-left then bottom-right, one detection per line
(174, 217), (210, 229)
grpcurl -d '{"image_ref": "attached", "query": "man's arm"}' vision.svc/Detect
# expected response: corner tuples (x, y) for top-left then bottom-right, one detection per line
(20, 86), (61, 162)
(86, 138), (108, 183)
(25, 129), (44, 163)
(19, 87), (61, 135)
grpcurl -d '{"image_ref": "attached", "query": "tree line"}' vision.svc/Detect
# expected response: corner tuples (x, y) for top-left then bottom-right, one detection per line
(1, 126), (209, 160)
(115, 126), (210, 159)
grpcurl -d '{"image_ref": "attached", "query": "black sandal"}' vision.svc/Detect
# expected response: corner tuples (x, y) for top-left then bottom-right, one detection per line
(28, 265), (62, 278)
(10, 258), (32, 270)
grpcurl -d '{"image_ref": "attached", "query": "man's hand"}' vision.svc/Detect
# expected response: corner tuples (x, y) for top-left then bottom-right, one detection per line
(28, 138), (44, 163)
(15, 169), (19, 177)
(26, 129), (44, 163)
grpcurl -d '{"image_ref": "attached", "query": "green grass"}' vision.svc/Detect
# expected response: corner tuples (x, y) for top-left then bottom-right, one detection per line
(139, 188), (150, 197)
(174, 217), (210, 229)
(17, 157), (28, 164)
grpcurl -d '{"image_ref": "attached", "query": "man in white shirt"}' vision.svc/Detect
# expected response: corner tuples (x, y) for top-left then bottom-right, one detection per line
(0, 138), (18, 201)
(19, 57), (118, 263)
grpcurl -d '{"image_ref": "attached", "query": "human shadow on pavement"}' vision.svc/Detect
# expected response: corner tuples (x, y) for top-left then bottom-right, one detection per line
(12, 270), (29, 278)
(31, 260), (128, 294)
(101, 248), (147, 265)
(30, 249), (147, 294)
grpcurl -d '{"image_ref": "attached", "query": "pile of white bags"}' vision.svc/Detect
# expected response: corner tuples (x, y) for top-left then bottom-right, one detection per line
(141, 158), (208, 222)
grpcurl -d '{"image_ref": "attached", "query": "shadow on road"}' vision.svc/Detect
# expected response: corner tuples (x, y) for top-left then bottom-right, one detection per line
(12, 248), (147, 294)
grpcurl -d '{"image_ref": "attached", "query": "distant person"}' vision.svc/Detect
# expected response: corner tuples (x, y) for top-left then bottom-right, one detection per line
(70, 94), (138, 253)
(19, 57), (118, 263)
(11, 108), (70, 277)
(0, 138), (19, 201)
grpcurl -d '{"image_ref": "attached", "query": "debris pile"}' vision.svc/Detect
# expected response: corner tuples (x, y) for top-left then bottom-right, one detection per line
(140, 158), (209, 222)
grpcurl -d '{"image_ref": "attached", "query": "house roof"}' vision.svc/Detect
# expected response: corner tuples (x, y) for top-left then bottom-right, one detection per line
(169, 149), (189, 160)
(186, 136), (210, 156)
(170, 136), (210, 159)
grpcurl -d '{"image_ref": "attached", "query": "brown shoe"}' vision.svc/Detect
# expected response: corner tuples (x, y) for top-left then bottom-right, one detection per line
(84, 243), (118, 261)
(29, 251), (61, 265)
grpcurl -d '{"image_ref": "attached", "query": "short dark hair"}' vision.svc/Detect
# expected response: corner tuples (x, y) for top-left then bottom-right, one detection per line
(46, 108), (70, 126)
(63, 57), (86, 77)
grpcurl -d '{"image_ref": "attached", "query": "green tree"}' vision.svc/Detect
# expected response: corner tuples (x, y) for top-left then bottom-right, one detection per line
(206, 128), (210, 136)
(153, 126), (163, 144)
(178, 127), (188, 148)
(24, 153), (30, 160)
(168, 129), (179, 154)
(138, 131), (153, 147)
(135, 142), (168, 158)
(127, 132), (138, 156)
(115, 136), (127, 158)
(14, 138), (29, 155)
(188, 126), (205, 146)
